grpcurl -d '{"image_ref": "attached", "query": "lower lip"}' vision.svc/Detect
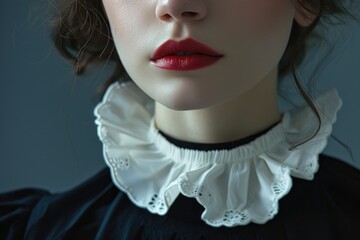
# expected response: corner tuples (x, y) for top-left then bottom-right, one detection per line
(151, 55), (222, 71)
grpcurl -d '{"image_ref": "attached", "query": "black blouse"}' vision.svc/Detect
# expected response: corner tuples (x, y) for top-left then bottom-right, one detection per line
(1, 127), (360, 240)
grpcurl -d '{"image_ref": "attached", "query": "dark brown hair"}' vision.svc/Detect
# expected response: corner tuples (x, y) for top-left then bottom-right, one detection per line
(50, 0), (358, 150)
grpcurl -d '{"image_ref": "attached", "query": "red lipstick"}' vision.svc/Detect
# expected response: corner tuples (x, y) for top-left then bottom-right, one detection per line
(150, 38), (223, 71)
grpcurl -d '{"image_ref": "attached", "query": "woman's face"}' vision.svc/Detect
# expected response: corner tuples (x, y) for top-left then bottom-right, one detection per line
(102, 0), (296, 110)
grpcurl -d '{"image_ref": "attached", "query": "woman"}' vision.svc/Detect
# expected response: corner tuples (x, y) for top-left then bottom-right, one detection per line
(1, 0), (360, 239)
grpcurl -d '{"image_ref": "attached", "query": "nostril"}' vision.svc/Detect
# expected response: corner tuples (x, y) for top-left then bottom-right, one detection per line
(160, 12), (199, 22)
(156, 2), (207, 22)
(161, 14), (172, 21)
(181, 12), (198, 18)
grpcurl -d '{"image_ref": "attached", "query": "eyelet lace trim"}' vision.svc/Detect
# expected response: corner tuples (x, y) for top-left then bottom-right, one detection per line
(177, 176), (214, 206)
(94, 82), (342, 227)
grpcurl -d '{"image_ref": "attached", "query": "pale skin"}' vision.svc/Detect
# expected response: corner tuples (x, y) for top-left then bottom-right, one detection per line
(102, 0), (316, 144)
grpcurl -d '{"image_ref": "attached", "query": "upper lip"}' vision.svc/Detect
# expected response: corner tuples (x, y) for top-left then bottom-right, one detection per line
(151, 38), (223, 60)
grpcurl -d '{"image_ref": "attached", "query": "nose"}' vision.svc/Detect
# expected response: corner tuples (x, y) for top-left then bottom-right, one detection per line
(156, 0), (207, 22)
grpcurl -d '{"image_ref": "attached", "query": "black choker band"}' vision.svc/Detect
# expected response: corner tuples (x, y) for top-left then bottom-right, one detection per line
(158, 121), (280, 151)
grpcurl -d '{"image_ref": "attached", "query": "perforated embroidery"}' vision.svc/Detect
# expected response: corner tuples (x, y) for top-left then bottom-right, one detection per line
(303, 161), (316, 174)
(100, 127), (114, 146)
(108, 157), (130, 171)
(295, 161), (317, 179)
(217, 210), (250, 226)
(178, 177), (213, 206)
(271, 179), (288, 197)
(148, 194), (166, 214)
(266, 205), (278, 218)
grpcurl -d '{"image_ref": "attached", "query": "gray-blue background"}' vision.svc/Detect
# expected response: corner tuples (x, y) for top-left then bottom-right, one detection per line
(1, 0), (359, 193)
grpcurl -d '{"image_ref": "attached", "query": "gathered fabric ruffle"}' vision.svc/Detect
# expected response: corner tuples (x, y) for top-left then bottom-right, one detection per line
(94, 81), (342, 227)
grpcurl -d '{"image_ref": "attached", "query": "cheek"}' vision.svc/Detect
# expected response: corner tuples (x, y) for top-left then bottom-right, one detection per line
(220, 0), (294, 53)
(102, 0), (153, 44)
(225, 0), (294, 29)
(103, 0), (136, 39)
(229, 0), (294, 60)
(214, 0), (294, 94)
(102, 0), (154, 79)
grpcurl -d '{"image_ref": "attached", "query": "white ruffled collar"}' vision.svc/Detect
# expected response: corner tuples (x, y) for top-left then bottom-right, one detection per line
(94, 81), (342, 227)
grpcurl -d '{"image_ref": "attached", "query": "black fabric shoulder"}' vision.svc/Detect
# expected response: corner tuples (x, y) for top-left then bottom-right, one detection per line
(0, 188), (50, 240)
(0, 155), (359, 240)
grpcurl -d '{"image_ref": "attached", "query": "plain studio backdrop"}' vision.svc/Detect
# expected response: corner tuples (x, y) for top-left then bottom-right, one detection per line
(1, 0), (359, 193)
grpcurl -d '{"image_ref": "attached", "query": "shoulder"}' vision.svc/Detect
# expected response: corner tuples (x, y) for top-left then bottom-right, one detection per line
(2, 156), (360, 239)
(274, 154), (360, 239)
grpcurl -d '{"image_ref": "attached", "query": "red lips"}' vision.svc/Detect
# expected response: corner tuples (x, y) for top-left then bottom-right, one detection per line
(150, 38), (223, 71)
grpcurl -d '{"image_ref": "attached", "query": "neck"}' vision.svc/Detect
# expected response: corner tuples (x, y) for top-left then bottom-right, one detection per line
(154, 68), (282, 144)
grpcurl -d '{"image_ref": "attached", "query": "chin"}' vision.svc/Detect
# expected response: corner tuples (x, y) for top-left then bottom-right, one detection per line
(151, 81), (219, 110)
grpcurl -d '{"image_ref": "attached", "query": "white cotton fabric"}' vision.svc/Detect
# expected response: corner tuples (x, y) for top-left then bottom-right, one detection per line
(94, 81), (342, 227)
